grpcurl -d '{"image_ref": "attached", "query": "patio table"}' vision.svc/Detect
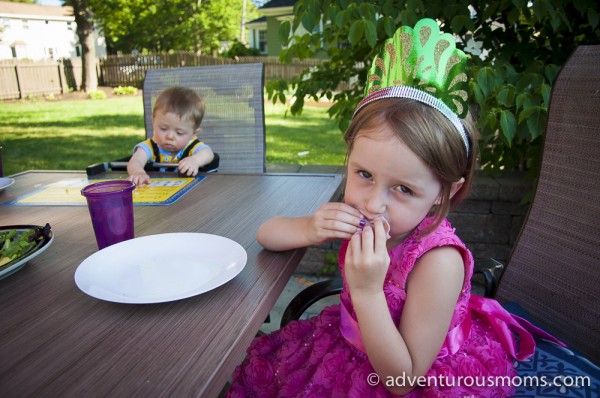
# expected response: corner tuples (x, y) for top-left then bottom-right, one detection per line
(0, 170), (343, 397)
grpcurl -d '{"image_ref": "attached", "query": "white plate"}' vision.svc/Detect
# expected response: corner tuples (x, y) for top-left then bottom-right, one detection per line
(0, 224), (54, 280)
(0, 177), (15, 192)
(74, 233), (247, 304)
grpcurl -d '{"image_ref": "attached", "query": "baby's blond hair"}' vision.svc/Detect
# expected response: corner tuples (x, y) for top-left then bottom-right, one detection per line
(153, 86), (205, 131)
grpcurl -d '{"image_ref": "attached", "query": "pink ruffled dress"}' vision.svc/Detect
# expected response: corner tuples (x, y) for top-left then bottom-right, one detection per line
(227, 217), (560, 397)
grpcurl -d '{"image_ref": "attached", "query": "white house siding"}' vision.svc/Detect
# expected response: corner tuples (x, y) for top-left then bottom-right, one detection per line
(0, 1), (106, 61)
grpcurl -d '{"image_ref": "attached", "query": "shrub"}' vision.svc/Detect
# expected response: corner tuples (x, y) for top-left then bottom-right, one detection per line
(222, 39), (261, 58)
(88, 90), (107, 100)
(113, 86), (138, 95)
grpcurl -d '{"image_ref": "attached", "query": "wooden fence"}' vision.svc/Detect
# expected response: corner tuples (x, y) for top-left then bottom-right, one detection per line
(99, 53), (322, 87)
(0, 59), (83, 100)
(0, 53), (325, 100)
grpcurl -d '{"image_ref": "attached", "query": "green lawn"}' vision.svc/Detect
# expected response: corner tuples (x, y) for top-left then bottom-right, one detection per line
(265, 102), (346, 165)
(0, 96), (346, 176)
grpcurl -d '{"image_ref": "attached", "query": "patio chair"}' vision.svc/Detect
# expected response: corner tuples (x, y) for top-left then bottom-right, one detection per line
(87, 63), (266, 175)
(280, 45), (600, 394)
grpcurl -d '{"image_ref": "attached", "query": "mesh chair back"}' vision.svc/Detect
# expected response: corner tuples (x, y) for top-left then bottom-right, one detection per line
(496, 46), (600, 363)
(143, 64), (265, 173)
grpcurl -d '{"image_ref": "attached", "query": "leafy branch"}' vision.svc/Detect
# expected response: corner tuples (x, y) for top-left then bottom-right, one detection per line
(267, 0), (599, 178)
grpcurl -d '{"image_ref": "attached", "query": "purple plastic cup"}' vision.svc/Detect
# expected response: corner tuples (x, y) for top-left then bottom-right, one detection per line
(81, 180), (136, 250)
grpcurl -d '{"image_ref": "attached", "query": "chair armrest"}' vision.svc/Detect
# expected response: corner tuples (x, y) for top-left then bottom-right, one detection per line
(197, 152), (220, 173)
(280, 278), (343, 328)
(86, 162), (110, 176)
(473, 258), (505, 298)
(85, 153), (220, 176)
(86, 156), (130, 176)
(279, 259), (504, 330)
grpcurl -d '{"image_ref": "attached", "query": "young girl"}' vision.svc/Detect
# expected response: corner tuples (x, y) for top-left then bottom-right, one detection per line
(227, 19), (560, 397)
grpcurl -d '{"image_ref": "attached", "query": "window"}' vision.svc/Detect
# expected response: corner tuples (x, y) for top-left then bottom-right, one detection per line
(258, 30), (267, 53)
(2, 18), (10, 29)
(67, 22), (72, 31)
(22, 19), (29, 30)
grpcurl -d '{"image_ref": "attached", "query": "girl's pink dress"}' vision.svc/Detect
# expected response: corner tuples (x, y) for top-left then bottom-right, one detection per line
(227, 217), (556, 397)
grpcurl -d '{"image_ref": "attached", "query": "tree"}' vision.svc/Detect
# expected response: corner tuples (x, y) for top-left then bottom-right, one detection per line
(63, 0), (98, 92)
(92, 0), (257, 55)
(271, 0), (600, 177)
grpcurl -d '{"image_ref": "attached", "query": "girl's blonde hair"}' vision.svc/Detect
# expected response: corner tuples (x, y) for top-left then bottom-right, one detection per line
(153, 86), (205, 131)
(344, 98), (478, 235)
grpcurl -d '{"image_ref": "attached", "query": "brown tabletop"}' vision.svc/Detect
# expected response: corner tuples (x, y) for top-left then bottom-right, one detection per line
(0, 170), (343, 397)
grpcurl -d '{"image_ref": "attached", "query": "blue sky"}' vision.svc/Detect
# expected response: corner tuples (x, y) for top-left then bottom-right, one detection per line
(37, 0), (267, 6)
(38, 0), (63, 6)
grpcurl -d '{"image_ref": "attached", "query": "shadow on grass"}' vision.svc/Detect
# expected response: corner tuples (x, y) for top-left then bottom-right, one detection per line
(1, 100), (346, 175)
(0, 114), (143, 131)
(3, 134), (141, 176)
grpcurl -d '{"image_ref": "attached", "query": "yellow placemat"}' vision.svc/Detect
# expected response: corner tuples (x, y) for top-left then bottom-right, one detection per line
(3, 177), (204, 206)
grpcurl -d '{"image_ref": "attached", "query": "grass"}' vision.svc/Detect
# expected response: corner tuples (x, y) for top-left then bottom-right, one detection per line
(264, 102), (346, 165)
(0, 96), (346, 176)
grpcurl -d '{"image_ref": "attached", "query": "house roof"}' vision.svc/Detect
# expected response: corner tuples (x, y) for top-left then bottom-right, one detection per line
(0, 1), (73, 18)
(246, 16), (266, 29)
(260, 0), (297, 9)
(248, 16), (267, 24)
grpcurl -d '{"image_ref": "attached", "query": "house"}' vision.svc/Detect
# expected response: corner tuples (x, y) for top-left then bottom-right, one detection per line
(0, 1), (106, 61)
(246, 16), (267, 54)
(248, 0), (321, 57)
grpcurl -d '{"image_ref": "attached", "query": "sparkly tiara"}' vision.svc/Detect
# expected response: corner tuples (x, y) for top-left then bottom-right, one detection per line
(353, 18), (470, 156)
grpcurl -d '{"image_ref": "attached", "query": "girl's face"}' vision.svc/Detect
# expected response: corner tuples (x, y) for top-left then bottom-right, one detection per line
(344, 126), (442, 247)
(152, 110), (197, 154)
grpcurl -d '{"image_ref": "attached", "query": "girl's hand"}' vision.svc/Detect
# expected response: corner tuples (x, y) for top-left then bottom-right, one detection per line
(345, 217), (390, 296)
(305, 202), (364, 245)
(256, 202), (363, 251)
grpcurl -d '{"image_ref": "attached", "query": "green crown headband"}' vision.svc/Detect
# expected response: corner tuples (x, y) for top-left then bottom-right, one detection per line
(353, 18), (470, 156)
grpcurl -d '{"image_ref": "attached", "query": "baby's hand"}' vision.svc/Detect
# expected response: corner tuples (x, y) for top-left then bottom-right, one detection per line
(177, 157), (201, 177)
(306, 202), (363, 245)
(128, 172), (150, 186)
